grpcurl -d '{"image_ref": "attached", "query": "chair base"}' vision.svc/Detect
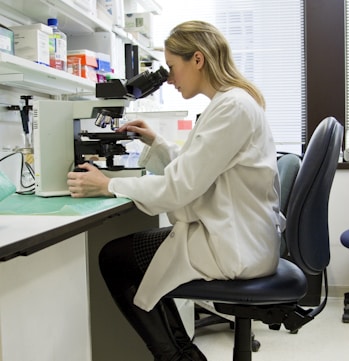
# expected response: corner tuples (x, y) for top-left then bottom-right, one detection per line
(342, 292), (349, 323)
(194, 305), (261, 352)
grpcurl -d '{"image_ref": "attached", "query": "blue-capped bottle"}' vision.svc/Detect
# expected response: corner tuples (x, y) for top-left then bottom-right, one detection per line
(47, 18), (67, 71)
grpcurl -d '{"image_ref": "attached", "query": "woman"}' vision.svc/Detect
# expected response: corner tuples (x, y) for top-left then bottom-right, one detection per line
(67, 20), (281, 361)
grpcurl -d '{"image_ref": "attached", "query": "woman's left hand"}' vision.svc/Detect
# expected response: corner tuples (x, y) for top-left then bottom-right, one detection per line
(67, 163), (114, 198)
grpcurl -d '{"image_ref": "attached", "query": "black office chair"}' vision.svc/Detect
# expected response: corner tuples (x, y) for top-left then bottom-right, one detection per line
(193, 152), (302, 350)
(165, 116), (343, 361)
(340, 229), (349, 322)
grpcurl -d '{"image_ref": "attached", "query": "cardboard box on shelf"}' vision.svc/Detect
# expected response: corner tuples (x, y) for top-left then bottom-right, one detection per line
(96, 52), (111, 73)
(97, 0), (124, 27)
(124, 12), (153, 40)
(11, 23), (52, 66)
(81, 65), (98, 82)
(0, 24), (14, 55)
(67, 57), (82, 77)
(67, 49), (98, 68)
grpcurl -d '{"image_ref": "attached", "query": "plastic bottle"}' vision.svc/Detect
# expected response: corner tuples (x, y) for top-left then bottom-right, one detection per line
(47, 18), (67, 71)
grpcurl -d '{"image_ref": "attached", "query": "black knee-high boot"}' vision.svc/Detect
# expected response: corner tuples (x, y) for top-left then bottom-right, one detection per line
(112, 286), (194, 361)
(162, 299), (207, 361)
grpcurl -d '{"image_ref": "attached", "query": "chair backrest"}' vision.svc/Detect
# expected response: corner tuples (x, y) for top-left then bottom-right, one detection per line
(286, 117), (343, 275)
(277, 154), (302, 216)
(277, 154), (302, 256)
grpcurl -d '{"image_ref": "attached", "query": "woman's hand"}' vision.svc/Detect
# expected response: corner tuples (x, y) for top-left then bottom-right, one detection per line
(67, 163), (114, 198)
(118, 119), (156, 146)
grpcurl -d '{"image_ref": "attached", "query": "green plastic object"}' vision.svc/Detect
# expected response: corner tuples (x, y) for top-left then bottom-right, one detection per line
(0, 171), (16, 202)
(0, 194), (130, 216)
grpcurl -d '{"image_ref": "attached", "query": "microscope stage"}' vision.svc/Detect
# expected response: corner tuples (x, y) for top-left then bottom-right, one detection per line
(80, 132), (140, 141)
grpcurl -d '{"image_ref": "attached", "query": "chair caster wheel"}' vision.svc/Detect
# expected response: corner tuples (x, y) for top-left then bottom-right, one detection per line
(269, 323), (281, 331)
(252, 339), (261, 352)
(251, 333), (260, 352)
(342, 295), (349, 323)
(342, 313), (349, 323)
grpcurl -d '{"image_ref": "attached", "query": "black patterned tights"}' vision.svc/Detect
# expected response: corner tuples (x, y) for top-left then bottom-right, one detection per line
(99, 227), (172, 297)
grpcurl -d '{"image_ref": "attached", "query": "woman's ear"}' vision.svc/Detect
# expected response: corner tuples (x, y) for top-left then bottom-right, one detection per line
(193, 51), (204, 69)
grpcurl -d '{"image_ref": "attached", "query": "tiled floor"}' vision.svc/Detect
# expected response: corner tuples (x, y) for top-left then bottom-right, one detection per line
(193, 297), (349, 361)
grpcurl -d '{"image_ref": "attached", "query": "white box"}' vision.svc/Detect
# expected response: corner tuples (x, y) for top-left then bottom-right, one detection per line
(124, 12), (153, 39)
(98, 0), (125, 27)
(11, 23), (52, 66)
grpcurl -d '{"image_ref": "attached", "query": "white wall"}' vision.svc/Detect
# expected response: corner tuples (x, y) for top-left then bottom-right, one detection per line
(328, 169), (349, 295)
(0, 85), (49, 152)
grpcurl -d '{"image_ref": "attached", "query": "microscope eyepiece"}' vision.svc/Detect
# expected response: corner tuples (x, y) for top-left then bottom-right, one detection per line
(150, 66), (169, 85)
(126, 66), (169, 99)
(94, 67), (169, 130)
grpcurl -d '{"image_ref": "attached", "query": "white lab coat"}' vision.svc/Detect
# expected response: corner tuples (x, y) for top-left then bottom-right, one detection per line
(108, 88), (281, 311)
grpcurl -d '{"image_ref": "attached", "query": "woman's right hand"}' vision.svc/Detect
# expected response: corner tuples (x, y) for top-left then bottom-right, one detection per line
(118, 119), (156, 146)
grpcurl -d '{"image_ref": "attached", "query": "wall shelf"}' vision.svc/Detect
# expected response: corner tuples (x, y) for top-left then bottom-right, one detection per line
(0, 53), (95, 95)
(0, 0), (162, 94)
(0, 0), (111, 35)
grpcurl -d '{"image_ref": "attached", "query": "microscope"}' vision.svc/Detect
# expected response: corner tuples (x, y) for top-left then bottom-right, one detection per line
(74, 66), (169, 171)
(33, 66), (168, 197)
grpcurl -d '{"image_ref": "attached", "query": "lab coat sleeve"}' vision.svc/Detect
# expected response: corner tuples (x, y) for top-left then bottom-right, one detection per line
(138, 134), (181, 175)
(108, 94), (258, 216)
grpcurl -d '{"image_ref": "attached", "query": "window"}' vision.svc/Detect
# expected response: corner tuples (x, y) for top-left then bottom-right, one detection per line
(304, 0), (345, 162)
(153, 0), (305, 154)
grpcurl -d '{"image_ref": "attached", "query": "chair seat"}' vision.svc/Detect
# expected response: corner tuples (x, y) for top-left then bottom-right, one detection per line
(167, 258), (307, 305)
(340, 230), (349, 248)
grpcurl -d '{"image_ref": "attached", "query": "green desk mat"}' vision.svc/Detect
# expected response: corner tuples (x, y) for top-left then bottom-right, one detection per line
(0, 194), (131, 216)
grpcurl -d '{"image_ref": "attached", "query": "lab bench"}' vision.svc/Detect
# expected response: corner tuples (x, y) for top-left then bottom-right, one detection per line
(0, 194), (158, 361)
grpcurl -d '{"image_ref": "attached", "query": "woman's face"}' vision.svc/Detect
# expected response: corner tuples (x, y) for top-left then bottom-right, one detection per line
(165, 49), (203, 99)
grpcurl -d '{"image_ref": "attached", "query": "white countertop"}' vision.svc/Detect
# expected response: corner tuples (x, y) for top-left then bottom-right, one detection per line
(0, 196), (134, 261)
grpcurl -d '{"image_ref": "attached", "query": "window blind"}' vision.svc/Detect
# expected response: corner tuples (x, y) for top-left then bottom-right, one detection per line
(153, 0), (305, 154)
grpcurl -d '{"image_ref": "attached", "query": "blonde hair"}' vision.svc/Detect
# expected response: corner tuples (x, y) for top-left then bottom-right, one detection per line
(165, 20), (265, 109)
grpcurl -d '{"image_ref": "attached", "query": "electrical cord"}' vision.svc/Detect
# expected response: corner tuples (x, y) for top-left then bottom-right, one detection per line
(0, 152), (35, 195)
